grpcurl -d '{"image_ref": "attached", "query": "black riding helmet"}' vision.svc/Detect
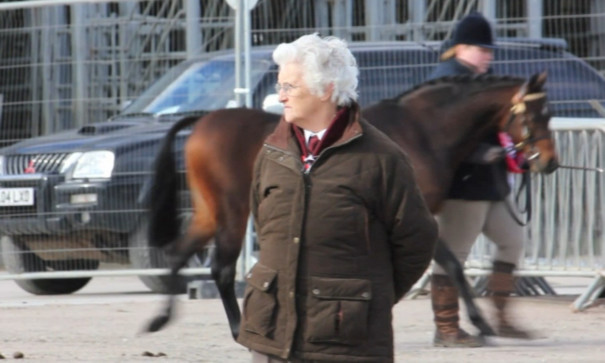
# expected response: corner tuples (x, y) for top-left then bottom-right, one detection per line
(452, 11), (495, 48)
(441, 11), (495, 59)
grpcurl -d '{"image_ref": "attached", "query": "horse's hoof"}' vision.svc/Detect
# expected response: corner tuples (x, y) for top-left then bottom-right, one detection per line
(146, 315), (170, 333)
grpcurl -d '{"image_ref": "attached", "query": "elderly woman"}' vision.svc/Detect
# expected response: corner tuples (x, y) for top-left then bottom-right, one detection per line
(236, 33), (438, 362)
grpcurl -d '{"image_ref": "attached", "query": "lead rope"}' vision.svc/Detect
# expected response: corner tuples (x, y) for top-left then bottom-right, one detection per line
(491, 162), (531, 227)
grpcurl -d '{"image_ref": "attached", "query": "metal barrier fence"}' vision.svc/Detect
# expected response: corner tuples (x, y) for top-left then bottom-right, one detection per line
(0, 0), (605, 302)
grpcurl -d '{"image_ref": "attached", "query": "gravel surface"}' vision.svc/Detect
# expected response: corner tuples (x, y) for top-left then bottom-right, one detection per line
(0, 276), (604, 362)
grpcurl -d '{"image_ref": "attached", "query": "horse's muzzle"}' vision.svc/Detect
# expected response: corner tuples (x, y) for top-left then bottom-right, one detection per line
(540, 158), (559, 174)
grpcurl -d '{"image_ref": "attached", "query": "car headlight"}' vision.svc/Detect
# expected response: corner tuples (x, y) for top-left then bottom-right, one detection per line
(71, 151), (115, 179)
(59, 152), (83, 174)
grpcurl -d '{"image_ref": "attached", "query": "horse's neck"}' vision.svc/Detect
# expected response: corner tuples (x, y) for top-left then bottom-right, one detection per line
(438, 104), (502, 165)
(406, 84), (518, 169)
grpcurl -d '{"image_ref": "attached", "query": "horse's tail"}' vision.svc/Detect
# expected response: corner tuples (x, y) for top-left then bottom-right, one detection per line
(148, 115), (201, 248)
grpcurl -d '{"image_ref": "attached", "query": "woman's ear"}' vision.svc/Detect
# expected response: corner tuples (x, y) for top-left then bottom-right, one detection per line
(321, 83), (334, 102)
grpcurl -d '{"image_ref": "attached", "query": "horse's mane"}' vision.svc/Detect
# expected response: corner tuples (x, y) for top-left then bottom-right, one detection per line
(387, 74), (525, 104)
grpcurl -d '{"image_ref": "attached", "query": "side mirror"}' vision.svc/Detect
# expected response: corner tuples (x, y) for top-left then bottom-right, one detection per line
(262, 94), (283, 114)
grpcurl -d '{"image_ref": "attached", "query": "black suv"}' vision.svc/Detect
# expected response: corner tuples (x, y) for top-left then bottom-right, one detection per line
(1, 39), (604, 295)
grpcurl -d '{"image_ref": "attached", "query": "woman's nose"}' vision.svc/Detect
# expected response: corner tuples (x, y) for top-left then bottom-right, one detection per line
(278, 91), (287, 102)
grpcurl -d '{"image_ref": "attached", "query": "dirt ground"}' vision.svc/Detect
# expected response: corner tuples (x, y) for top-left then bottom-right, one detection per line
(1, 276), (604, 362)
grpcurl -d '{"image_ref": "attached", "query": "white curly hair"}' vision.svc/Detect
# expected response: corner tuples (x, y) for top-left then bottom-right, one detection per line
(272, 33), (359, 106)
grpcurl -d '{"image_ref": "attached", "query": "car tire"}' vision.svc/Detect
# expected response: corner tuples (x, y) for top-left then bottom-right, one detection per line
(0, 236), (99, 295)
(128, 217), (209, 294)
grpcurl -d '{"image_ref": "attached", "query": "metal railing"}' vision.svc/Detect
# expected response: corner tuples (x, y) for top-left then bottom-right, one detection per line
(464, 117), (605, 310)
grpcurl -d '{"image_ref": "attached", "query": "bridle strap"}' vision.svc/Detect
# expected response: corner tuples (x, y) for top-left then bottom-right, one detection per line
(507, 92), (550, 151)
(514, 134), (552, 150)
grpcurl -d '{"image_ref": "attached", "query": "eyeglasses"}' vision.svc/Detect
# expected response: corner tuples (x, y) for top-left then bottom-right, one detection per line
(275, 82), (299, 96)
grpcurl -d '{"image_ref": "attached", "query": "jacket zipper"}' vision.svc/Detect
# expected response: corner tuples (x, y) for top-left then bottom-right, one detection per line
(303, 133), (363, 174)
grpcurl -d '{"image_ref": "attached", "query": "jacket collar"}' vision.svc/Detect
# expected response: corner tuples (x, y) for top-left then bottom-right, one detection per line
(265, 102), (363, 154)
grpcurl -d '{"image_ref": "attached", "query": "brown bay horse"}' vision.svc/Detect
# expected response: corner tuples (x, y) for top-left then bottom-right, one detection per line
(145, 73), (558, 339)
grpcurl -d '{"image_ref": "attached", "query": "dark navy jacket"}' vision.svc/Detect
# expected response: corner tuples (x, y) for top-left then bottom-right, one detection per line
(427, 58), (510, 201)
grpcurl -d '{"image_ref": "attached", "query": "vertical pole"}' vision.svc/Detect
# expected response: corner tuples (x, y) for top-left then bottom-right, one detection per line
(527, 0), (543, 38)
(331, 0), (352, 40)
(383, 0), (396, 40)
(71, 3), (88, 128)
(185, 0), (202, 59)
(29, 8), (40, 137)
(364, 0), (381, 41)
(234, 0), (244, 106)
(481, 0), (497, 22)
(590, 0), (605, 65)
(243, 0), (252, 107)
(408, 0), (426, 41)
(314, 0), (329, 33)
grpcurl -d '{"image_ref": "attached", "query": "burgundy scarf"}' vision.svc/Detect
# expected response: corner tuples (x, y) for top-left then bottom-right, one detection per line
(292, 107), (350, 171)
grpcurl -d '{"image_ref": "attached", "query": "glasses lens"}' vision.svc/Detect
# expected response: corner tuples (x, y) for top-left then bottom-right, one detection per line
(276, 83), (296, 95)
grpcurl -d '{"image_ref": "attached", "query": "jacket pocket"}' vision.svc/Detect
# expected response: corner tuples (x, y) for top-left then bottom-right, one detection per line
(242, 263), (278, 338)
(304, 277), (372, 345)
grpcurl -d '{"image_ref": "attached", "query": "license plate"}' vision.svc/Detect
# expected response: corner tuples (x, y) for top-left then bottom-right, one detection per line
(0, 188), (35, 206)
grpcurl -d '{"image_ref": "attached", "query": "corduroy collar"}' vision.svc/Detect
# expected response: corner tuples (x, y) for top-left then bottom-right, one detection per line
(264, 102), (363, 155)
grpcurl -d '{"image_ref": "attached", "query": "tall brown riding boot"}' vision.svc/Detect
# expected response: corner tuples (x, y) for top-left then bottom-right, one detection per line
(431, 274), (484, 347)
(488, 261), (534, 339)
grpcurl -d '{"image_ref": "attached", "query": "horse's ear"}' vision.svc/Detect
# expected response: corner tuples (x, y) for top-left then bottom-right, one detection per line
(512, 83), (528, 104)
(514, 71), (547, 103)
(528, 71), (548, 93)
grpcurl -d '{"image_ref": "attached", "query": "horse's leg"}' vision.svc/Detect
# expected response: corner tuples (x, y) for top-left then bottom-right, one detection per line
(211, 237), (241, 340)
(212, 201), (249, 340)
(433, 238), (496, 336)
(146, 235), (202, 332)
(146, 160), (219, 333)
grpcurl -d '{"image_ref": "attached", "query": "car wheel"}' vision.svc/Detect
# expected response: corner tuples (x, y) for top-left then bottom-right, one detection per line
(0, 236), (99, 295)
(128, 216), (210, 294)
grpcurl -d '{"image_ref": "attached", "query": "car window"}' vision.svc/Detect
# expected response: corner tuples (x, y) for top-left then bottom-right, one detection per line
(122, 42), (605, 118)
(147, 61), (235, 114)
(252, 66), (279, 108)
(125, 58), (274, 114)
(356, 48), (438, 106)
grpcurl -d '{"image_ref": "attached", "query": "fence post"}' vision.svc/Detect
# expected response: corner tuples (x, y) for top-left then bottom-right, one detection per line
(527, 0), (543, 38)
(408, 0), (426, 41)
(185, 0), (202, 59)
(71, 3), (88, 128)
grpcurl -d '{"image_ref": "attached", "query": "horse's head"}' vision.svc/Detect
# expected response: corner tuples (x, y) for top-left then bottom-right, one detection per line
(505, 72), (559, 174)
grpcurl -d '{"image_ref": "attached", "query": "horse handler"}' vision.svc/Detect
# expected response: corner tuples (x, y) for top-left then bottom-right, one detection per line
(427, 12), (535, 348)
(236, 33), (438, 362)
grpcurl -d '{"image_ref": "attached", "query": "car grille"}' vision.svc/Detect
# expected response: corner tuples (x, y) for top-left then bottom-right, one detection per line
(4, 153), (70, 175)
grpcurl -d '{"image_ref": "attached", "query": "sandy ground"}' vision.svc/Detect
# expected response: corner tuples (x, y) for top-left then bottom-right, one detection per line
(0, 276), (604, 362)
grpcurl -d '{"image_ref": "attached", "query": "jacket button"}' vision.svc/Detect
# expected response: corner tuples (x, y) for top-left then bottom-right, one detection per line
(293, 237), (300, 244)
(263, 282), (269, 288)
(312, 288), (320, 295)
(361, 292), (370, 298)
(289, 291), (294, 298)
